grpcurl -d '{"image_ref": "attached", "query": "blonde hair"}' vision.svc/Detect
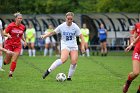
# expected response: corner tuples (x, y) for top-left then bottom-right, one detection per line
(65, 12), (74, 17)
(14, 12), (22, 18)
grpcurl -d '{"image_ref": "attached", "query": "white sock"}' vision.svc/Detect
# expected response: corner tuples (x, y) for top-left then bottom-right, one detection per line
(0, 56), (3, 68)
(44, 48), (48, 56)
(48, 59), (63, 72)
(28, 49), (32, 56)
(32, 49), (36, 56)
(20, 48), (23, 55)
(49, 48), (53, 56)
(86, 49), (90, 56)
(68, 64), (77, 78)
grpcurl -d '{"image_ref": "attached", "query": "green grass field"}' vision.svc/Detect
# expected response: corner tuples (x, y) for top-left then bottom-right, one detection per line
(0, 51), (139, 93)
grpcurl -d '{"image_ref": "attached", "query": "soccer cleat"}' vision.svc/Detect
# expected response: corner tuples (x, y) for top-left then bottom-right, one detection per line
(0, 68), (5, 71)
(42, 70), (50, 79)
(123, 80), (131, 93)
(3, 61), (6, 65)
(137, 90), (140, 93)
(67, 78), (72, 81)
(137, 86), (140, 93)
(9, 74), (13, 78)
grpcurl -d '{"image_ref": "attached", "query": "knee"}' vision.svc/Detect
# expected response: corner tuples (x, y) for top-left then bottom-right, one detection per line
(60, 58), (67, 63)
(71, 60), (77, 65)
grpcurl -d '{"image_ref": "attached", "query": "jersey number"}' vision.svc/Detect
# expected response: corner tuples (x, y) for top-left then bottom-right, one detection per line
(66, 36), (72, 41)
(134, 53), (140, 59)
(17, 34), (20, 37)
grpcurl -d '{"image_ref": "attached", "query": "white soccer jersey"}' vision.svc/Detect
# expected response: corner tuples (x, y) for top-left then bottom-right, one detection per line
(0, 20), (2, 40)
(0, 20), (2, 36)
(54, 22), (81, 48)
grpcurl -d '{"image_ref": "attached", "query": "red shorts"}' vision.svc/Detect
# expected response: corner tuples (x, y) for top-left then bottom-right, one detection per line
(132, 45), (140, 61)
(4, 44), (21, 53)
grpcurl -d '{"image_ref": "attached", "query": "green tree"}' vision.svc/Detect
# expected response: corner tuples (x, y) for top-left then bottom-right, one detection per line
(0, 0), (140, 14)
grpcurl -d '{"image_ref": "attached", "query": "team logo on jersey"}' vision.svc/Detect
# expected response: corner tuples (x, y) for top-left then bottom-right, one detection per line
(12, 30), (23, 33)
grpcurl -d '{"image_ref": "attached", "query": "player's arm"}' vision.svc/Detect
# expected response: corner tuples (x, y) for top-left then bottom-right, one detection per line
(40, 31), (56, 39)
(22, 34), (26, 42)
(79, 34), (85, 53)
(125, 34), (140, 52)
(0, 28), (4, 38)
(22, 34), (27, 47)
(105, 29), (108, 37)
(0, 47), (14, 54)
(3, 30), (11, 38)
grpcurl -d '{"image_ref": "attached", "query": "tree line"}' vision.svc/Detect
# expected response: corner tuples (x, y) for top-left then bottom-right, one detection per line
(0, 0), (140, 14)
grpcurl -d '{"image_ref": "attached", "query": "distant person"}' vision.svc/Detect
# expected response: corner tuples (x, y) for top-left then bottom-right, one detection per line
(98, 23), (108, 56)
(80, 23), (90, 57)
(41, 12), (85, 80)
(129, 26), (135, 45)
(3, 12), (27, 78)
(26, 22), (36, 57)
(0, 20), (5, 71)
(44, 24), (56, 57)
(123, 23), (140, 93)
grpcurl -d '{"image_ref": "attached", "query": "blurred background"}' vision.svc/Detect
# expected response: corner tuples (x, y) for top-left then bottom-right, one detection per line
(0, 0), (140, 54)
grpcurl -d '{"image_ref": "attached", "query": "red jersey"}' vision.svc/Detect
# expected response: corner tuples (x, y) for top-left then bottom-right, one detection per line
(5, 22), (25, 46)
(129, 29), (135, 44)
(134, 23), (140, 46)
(132, 23), (140, 61)
(135, 23), (140, 35)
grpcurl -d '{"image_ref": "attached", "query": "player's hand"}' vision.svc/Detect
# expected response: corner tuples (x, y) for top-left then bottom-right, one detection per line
(23, 41), (27, 48)
(40, 35), (46, 39)
(6, 50), (14, 55)
(125, 45), (133, 52)
(7, 34), (12, 38)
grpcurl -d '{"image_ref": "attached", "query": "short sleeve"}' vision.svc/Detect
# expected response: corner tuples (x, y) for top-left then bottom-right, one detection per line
(5, 24), (12, 33)
(54, 25), (61, 34)
(87, 29), (89, 34)
(44, 30), (47, 34)
(0, 20), (2, 29)
(33, 28), (36, 34)
(75, 24), (81, 36)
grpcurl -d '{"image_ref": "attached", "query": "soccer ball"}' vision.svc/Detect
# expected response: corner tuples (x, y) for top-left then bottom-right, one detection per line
(56, 73), (66, 82)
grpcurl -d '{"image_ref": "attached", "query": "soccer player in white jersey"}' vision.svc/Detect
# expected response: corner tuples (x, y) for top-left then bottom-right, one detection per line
(0, 20), (5, 71)
(41, 12), (85, 81)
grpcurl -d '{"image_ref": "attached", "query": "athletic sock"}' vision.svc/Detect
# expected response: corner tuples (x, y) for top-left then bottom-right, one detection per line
(44, 48), (48, 56)
(32, 49), (36, 56)
(86, 49), (90, 57)
(0, 56), (3, 68)
(10, 62), (16, 72)
(68, 64), (77, 78)
(49, 48), (53, 57)
(28, 49), (32, 56)
(48, 59), (63, 72)
(20, 48), (23, 55)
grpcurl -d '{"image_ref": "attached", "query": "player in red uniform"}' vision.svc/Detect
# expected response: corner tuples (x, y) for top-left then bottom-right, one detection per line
(123, 23), (140, 93)
(3, 12), (27, 78)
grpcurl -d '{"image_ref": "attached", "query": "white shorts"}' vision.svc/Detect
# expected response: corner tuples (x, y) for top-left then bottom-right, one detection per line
(61, 44), (78, 51)
(0, 37), (2, 44)
(45, 36), (56, 46)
